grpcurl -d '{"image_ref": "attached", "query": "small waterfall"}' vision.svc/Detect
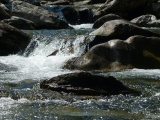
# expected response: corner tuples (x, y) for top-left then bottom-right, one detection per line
(23, 29), (91, 57)
(0, 29), (93, 80)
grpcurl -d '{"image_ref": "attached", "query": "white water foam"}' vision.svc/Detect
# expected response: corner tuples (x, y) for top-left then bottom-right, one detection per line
(69, 24), (93, 29)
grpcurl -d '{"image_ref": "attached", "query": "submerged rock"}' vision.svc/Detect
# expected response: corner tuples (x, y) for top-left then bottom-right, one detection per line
(40, 72), (140, 96)
(0, 22), (31, 55)
(88, 19), (159, 49)
(12, 1), (70, 29)
(64, 35), (160, 71)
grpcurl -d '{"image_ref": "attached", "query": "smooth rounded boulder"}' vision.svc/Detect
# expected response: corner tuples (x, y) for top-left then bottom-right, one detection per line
(64, 35), (160, 71)
(88, 19), (159, 49)
(40, 72), (140, 96)
(0, 22), (31, 55)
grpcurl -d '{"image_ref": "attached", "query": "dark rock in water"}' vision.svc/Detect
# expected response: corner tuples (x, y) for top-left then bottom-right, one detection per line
(62, 7), (78, 25)
(78, 8), (94, 24)
(1, 16), (36, 30)
(64, 35), (160, 71)
(47, 50), (59, 56)
(61, 7), (94, 24)
(0, 4), (11, 20)
(0, 22), (31, 56)
(40, 72), (140, 96)
(93, 14), (122, 28)
(93, 0), (159, 20)
(12, 1), (70, 29)
(88, 19), (160, 49)
(130, 14), (157, 27)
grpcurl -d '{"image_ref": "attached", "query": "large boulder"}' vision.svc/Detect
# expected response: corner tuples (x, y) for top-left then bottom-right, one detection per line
(93, 14), (122, 28)
(40, 72), (140, 96)
(94, 0), (159, 20)
(64, 35), (160, 71)
(0, 22), (31, 55)
(1, 16), (36, 30)
(12, 1), (70, 29)
(88, 19), (159, 49)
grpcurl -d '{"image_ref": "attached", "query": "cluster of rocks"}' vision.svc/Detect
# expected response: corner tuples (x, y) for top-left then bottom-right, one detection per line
(63, 0), (160, 71)
(2, 0), (160, 96)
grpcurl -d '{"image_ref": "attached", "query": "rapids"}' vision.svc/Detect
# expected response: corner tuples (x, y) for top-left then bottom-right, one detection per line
(1, 24), (160, 119)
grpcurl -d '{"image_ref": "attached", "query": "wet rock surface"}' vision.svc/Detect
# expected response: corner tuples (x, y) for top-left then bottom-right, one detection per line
(64, 35), (160, 71)
(40, 72), (140, 96)
(88, 19), (160, 49)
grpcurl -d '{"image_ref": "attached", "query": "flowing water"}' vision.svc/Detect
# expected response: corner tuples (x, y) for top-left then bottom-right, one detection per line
(1, 24), (160, 120)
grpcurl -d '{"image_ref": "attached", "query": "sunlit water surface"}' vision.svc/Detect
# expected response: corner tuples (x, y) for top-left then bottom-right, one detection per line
(1, 25), (160, 120)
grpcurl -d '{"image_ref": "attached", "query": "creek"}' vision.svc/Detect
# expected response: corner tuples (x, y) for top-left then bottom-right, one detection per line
(1, 24), (160, 120)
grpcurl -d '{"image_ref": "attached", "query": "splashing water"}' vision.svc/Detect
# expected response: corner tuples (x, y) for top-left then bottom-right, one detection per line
(1, 27), (160, 119)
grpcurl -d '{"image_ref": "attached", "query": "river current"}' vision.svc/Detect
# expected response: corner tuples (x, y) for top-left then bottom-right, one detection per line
(1, 24), (160, 120)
